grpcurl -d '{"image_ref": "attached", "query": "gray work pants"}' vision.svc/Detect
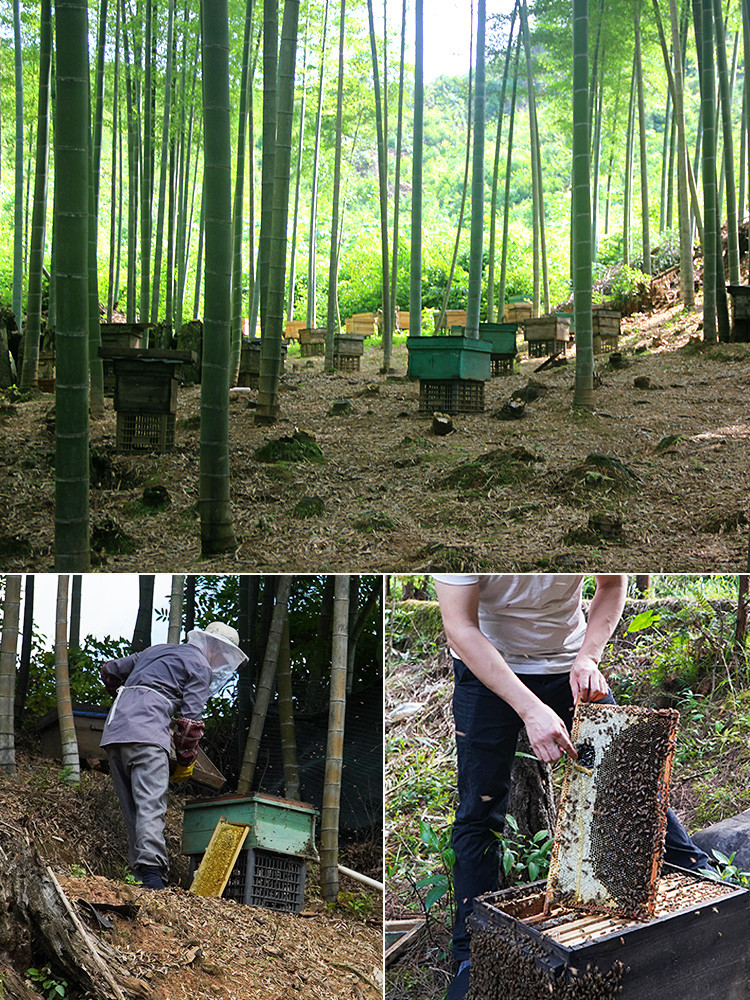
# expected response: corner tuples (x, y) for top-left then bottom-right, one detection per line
(106, 742), (170, 875)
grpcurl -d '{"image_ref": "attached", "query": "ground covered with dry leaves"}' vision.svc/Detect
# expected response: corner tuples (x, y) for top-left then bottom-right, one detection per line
(1, 297), (748, 572)
(0, 754), (382, 1000)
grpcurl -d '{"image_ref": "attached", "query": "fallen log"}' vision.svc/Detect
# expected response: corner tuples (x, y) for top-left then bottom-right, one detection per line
(0, 827), (149, 1000)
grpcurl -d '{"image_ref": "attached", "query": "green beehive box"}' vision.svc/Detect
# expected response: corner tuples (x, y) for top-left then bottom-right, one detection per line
(182, 792), (318, 860)
(478, 322), (518, 354)
(406, 335), (492, 381)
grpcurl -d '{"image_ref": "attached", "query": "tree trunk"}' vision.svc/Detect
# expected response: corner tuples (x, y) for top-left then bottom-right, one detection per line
(14, 575), (34, 727)
(287, 7), (309, 323)
(21, 0), (51, 390)
(325, 0), (346, 369)
(694, 0), (718, 341)
(131, 574), (154, 652)
(573, 0), (594, 409)
(0, 829), (146, 1000)
(487, 9), (517, 323)
(466, 0), (486, 339)
(230, 0), (255, 382)
(634, 0), (651, 273)
(366, 0), (393, 370)
(68, 574), (82, 650)
(237, 575), (293, 794)
(0, 575), (21, 775)
(256, 0), (300, 422)
(199, 0), (237, 552)
(139, 0), (153, 326)
(713, 0), (740, 286)
(409, 0), (423, 336)
(257, 0), (278, 338)
(168, 574), (185, 644)
(306, 0), (330, 332)
(54, 0), (91, 572)
(12, 0), (24, 326)
(734, 575), (748, 656)
(499, 34), (522, 318)
(151, 0), (177, 324)
(389, 0), (407, 330)
(277, 615), (300, 799)
(320, 574), (349, 903)
(55, 575), (79, 783)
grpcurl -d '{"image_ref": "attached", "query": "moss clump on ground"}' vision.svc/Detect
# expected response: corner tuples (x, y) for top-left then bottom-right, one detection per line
(91, 518), (137, 559)
(436, 447), (543, 491)
(353, 512), (396, 533)
(292, 496), (325, 518)
(254, 429), (324, 464)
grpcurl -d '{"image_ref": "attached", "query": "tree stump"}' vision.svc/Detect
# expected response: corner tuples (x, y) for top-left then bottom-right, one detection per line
(0, 828), (149, 999)
(432, 412), (453, 436)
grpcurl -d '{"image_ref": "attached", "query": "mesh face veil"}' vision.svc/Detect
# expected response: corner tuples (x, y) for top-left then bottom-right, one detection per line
(186, 625), (248, 696)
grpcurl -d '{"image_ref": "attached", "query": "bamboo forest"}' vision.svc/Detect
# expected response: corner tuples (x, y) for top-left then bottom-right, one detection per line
(0, 0), (748, 573)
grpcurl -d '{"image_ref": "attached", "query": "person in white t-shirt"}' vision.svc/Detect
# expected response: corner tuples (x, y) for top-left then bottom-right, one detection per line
(434, 574), (711, 1000)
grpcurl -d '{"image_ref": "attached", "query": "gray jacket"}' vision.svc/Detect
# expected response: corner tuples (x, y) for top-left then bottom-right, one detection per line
(99, 643), (212, 755)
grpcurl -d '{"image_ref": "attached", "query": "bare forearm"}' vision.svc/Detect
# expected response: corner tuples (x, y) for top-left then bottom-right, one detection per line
(577, 575), (627, 664)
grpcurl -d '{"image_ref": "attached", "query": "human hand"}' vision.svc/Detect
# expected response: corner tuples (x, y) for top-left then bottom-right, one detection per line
(523, 703), (577, 764)
(170, 763), (194, 784)
(570, 655), (609, 704)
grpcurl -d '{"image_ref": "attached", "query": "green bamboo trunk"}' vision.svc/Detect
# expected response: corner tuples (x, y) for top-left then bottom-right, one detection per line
(140, 0), (153, 326)
(257, 0), (300, 420)
(325, 0), (346, 370)
(22, 0), (52, 391)
(151, 0), (177, 324)
(230, 0), (255, 382)
(487, 7), (516, 324)
(54, 0), (91, 571)
(466, 0), (486, 338)
(320, 574), (349, 903)
(55, 575), (80, 782)
(573, 0), (594, 409)
(306, 0), (329, 331)
(713, 0), (740, 286)
(238, 576), (293, 794)
(409, 0), (423, 336)
(695, 0), (718, 340)
(12, 0), (24, 326)
(199, 0), (236, 554)
(366, 0), (393, 369)
(634, 0), (651, 273)
(0, 575), (22, 775)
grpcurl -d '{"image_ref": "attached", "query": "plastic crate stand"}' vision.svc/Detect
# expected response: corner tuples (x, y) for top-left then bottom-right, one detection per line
(300, 342), (325, 357)
(333, 354), (361, 371)
(116, 411), (175, 452)
(419, 378), (485, 414)
(491, 354), (516, 375)
(191, 848), (306, 913)
(527, 338), (567, 358)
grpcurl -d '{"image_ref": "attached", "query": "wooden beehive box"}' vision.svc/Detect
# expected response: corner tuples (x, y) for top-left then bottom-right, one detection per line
(345, 312), (375, 336)
(467, 868), (750, 1000)
(237, 339), (287, 387)
(727, 286), (750, 342)
(37, 351), (55, 392)
(284, 320), (305, 341)
(299, 326), (325, 356)
(433, 309), (468, 332)
(504, 296), (533, 323)
(592, 308), (621, 351)
(397, 310), (410, 331)
(523, 316), (571, 357)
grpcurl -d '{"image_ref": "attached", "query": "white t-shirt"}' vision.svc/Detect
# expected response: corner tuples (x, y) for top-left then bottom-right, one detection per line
(433, 574), (587, 674)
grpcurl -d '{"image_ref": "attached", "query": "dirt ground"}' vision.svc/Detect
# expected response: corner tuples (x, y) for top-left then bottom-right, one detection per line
(1, 298), (749, 573)
(0, 754), (383, 1000)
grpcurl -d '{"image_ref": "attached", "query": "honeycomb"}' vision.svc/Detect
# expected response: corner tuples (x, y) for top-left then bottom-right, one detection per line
(190, 819), (250, 897)
(545, 703), (678, 920)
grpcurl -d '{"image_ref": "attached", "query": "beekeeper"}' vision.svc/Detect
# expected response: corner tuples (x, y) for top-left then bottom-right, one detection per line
(99, 623), (248, 890)
(434, 574), (712, 1000)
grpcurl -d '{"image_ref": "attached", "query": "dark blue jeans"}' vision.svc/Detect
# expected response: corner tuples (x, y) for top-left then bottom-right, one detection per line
(450, 658), (712, 961)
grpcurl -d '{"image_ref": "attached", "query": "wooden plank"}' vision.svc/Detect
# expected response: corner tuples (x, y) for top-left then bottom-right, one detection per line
(385, 919), (425, 967)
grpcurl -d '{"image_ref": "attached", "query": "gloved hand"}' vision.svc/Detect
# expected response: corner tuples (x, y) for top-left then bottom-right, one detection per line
(170, 763), (195, 784)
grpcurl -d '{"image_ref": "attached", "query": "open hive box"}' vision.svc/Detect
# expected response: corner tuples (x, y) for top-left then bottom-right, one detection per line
(467, 704), (750, 998)
(468, 869), (749, 999)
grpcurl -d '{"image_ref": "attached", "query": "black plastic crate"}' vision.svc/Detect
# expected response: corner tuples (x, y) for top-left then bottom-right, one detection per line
(116, 411), (175, 452)
(190, 847), (306, 914)
(418, 378), (485, 414)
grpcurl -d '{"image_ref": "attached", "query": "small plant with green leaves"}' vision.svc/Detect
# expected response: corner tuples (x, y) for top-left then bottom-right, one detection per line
(494, 815), (554, 885)
(334, 888), (378, 920)
(413, 819), (455, 923)
(68, 864), (88, 878)
(26, 967), (68, 999)
(701, 850), (750, 888)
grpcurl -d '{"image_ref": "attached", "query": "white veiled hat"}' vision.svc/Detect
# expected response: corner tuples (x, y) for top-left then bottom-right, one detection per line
(186, 622), (247, 695)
